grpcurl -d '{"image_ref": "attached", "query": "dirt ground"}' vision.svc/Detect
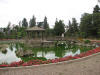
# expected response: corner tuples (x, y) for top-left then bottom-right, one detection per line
(0, 53), (100, 75)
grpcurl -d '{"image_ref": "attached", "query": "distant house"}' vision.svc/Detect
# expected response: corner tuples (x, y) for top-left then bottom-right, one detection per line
(65, 26), (69, 32)
(0, 28), (4, 32)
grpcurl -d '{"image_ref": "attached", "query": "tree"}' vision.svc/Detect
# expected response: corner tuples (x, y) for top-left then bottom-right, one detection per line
(7, 22), (11, 31)
(80, 13), (93, 37)
(92, 13), (100, 37)
(43, 16), (49, 29)
(29, 15), (36, 27)
(79, 5), (100, 38)
(6, 22), (11, 37)
(18, 21), (22, 27)
(93, 5), (100, 37)
(54, 20), (65, 36)
(22, 18), (28, 28)
(67, 20), (73, 36)
(72, 18), (79, 33)
(66, 18), (79, 36)
(93, 5), (100, 13)
(37, 22), (44, 27)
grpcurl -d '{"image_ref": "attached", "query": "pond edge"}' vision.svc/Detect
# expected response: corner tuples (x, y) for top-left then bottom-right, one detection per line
(0, 51), (100, 70)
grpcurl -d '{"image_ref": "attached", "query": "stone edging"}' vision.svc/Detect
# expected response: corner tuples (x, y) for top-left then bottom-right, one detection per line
(0, 52), (100, 70)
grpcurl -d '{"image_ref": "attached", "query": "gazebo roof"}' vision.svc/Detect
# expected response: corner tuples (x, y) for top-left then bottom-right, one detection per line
(26, 26), (45, 31)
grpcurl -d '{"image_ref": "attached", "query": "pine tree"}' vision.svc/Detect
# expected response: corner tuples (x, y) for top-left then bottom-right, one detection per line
(54, 20), (65, 36)
(22, 18), (28, 28)
(93, 5), (100, 37)
(29, 15), (36, 27)
(93, 5), (100, 13)
(7, 22), (11, 31)
(43, 16), (49, 29)
(72, 18), (79, 33)
(18, 21), (22, 27)
(67, 20), (73, 36)
(80, 13), (93, 37)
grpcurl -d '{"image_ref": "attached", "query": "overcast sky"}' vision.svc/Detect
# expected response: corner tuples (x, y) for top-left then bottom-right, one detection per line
(0, 0), (98, 28)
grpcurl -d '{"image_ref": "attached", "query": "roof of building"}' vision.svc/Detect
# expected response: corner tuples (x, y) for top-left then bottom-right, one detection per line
(26, 26), (45, 31)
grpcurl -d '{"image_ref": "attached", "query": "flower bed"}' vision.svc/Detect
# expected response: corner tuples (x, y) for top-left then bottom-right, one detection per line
(0, 47), (100, 68)
(0, 39), (16, 41)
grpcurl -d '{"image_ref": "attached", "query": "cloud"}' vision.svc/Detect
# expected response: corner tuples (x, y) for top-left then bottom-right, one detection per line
(0, 0), (8, 4)
(0, 0), (97, 27)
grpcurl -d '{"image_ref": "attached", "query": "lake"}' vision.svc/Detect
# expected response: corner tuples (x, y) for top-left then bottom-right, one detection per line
(0, 43), (95, 64)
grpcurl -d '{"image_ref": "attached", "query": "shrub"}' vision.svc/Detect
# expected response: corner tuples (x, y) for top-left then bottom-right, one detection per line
(84, 40), (91, 44)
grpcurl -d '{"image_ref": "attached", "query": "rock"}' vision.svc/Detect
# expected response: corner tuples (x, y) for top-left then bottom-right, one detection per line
(16, 50), (34, 57)
(1, 48), (7, 54)
(0, 44), (8, 54)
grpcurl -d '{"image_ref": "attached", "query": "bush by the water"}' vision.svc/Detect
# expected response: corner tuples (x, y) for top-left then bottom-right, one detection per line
(84, 40), (91, 44)
(21, 57), (47, 62)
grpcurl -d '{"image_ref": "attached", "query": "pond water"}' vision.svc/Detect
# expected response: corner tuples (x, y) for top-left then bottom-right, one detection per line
(0, 47), (21, 64)
(0, 43), (95, 64)
(35, 49), (80, 59)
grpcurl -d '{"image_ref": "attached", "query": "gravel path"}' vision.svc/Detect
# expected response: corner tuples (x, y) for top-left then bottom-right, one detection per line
(0, 53), (100, 75)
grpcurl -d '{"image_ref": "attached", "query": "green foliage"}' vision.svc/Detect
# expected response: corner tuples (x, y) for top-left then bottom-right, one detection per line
(1, 5), (100, 39)
(37, 22), (44, 27)
(43, 16), (49, 29)
(66, 18), (79, 37)
(72, 18), (79, 33)
(29, 15), (36, 27)
(7, 22), (11, 31)
(18, 27), (27, 38)
(79, 32), (86, 38)
(97, 29), (100, 37)
(21, 57), (47, 62)
(0, 42), (95, 64)
(84, 40), (91, 44)
(93, 5), (100, 13)
(80, 5), (100, 38)
(0, 32), (4, 39)
(67, 20), (73, 36)
(80, 13), (93, 37)
(22, 18), (28, 28)
(56, 43), (66, 48)
(54, 20), (65, 36)
(79, 46), (94, 53)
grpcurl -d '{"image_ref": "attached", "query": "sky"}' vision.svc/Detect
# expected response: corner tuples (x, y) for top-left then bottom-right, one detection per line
(0, 0), (98, 28)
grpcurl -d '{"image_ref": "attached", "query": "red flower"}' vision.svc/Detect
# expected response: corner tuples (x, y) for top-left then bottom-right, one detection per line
(0, 65), (9, 67)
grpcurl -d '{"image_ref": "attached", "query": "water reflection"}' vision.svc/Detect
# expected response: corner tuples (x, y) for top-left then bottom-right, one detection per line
(0, 43), (93, 64)
(64, 49), (80, 57)
(36, 49), (80, 59)
(0, 47), (21, 64)
(36, 51), (58, 59)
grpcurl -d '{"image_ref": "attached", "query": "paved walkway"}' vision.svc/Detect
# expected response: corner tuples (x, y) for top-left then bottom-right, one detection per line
(0, 53), (100, 75)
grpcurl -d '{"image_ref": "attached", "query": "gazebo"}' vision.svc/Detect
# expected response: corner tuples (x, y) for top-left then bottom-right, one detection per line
(26, 26), (45, 40)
